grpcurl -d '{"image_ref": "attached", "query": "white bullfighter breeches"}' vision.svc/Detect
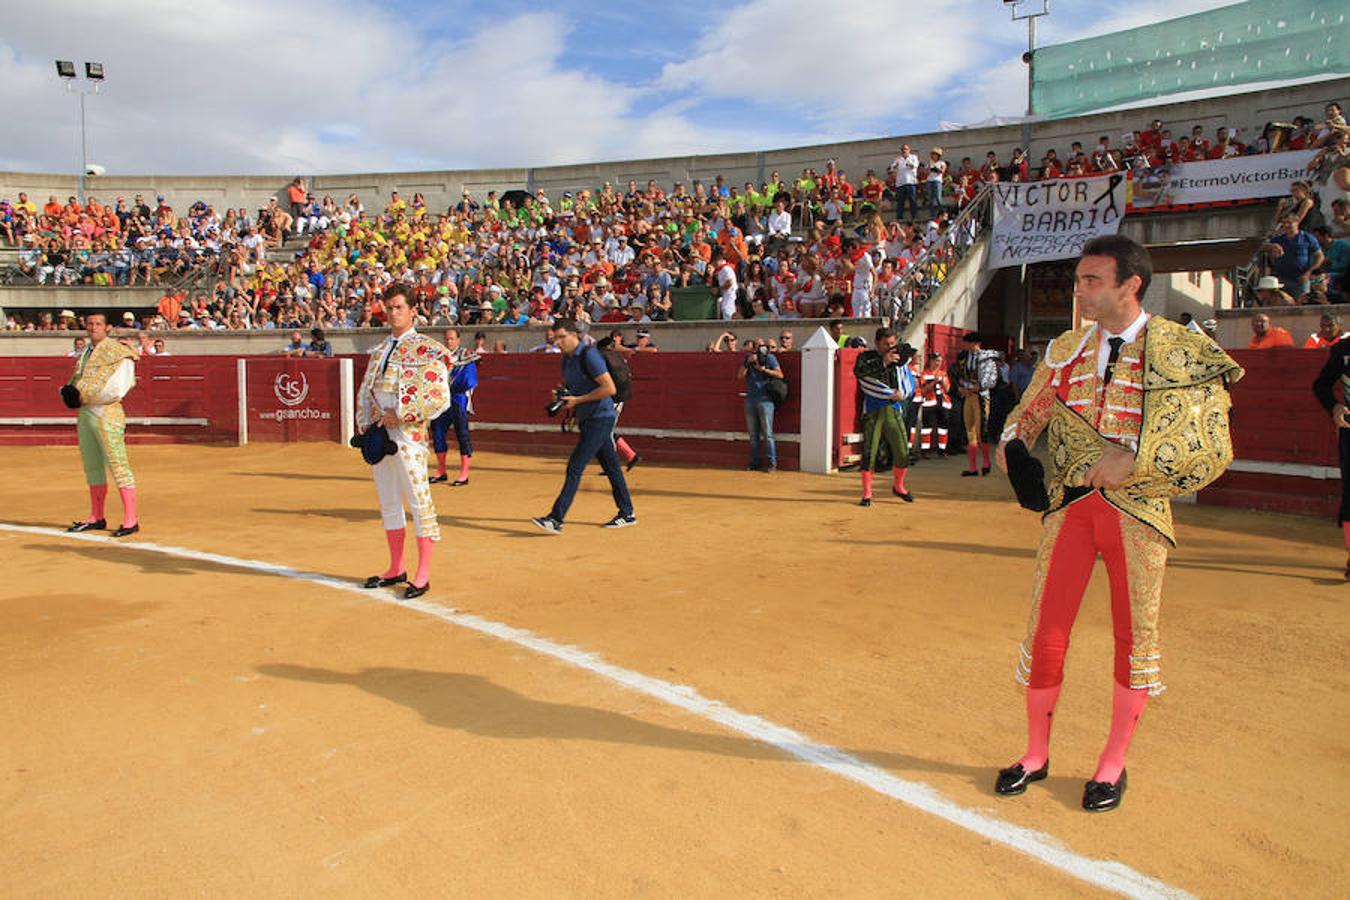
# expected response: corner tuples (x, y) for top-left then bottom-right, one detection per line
(372, 434), (440, 539)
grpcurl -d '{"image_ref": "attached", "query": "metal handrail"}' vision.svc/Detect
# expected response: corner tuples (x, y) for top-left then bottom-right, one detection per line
(883, 184), (992, 324)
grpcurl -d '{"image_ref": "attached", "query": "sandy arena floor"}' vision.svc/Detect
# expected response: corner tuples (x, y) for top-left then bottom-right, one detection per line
(1, 442), (1346, 898)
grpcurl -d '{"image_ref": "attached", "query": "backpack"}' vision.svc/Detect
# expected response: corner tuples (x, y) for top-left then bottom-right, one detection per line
(598, 346), (633, 403)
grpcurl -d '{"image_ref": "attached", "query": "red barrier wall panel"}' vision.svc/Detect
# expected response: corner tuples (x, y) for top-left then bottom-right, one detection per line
(245, 358), (343, 443)
(1223, 350), (1336, 465)
(0, 355), (239, 445)
(1199, 348), (1338, 518)
(343, 349), (803, 469)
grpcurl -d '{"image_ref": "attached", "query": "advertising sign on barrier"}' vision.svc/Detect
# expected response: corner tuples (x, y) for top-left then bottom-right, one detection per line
(987, 174), (1126, 269)
(244, 358), (344, 442)
(1127, 150), (1318, 209)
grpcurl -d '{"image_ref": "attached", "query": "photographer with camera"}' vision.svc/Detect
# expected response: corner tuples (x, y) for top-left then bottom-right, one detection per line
(354, 284), (452, 599)
(531, 320), (636, 533)
(738, 338), (784, 472)
(853, 327), (916, 506)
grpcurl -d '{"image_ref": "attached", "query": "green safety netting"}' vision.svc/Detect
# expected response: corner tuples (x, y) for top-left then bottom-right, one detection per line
(1030, 0), (1349, 119)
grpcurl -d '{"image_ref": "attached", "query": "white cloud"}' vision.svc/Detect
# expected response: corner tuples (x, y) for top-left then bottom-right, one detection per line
(0, 0), (1266, 177)
(0, 0), (820, 176)
(658, 0), (1002, 129)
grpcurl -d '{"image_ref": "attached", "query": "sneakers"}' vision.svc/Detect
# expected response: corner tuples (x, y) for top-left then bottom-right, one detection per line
(530, 515), (563, 534)
(602, 513), (638, 529)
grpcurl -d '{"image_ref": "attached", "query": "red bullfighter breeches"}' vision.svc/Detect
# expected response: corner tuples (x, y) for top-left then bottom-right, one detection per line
(1016, 491), (1171, 695)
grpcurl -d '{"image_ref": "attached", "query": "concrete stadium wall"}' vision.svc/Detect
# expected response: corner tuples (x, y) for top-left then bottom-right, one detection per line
(2, 77), (1344, 214)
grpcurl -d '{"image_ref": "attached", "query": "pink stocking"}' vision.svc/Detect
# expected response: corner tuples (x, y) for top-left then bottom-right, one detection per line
(1342, 522), (1350, 554)
(615, 437), (636, 464)
(1019, 685), (1061, 771)
(383, 528), (406, 579)
(117, 487), (137, 528)
(966, 445), (978, 471)
(892, 466), (908, 494)
(88, 484), (108, 522)
(458, 454), (471, 481)
(435, 452), (448, 477)
(413, 536), (434, 589)
(860, 470), (874, 499)
(1093, 681), (1149, 784)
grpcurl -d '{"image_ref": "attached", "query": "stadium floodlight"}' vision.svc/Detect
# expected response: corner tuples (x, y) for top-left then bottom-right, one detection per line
(54, 58), (106, 203)
(1006, 0), (1050, 150)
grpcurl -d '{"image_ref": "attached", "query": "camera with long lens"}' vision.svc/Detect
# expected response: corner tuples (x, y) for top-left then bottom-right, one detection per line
(545, 386), (569, 417)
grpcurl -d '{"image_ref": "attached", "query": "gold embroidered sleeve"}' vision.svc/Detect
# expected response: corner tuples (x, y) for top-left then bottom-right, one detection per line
(1002, 362), (1055, 448)
(1117, 378), (1236, 501)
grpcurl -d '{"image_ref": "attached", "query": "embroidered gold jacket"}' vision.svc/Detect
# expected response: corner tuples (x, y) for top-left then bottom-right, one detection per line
(1002, 317), (1243, 544)
(71, 338), (139, 428)
(356, 333), (452, 444)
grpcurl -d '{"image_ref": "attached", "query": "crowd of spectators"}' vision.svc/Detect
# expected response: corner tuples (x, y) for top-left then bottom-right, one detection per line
(3, 100), (1347, 333)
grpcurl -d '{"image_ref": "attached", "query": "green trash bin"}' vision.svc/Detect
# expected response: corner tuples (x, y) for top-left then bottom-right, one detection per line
(670, 286), (718, 321)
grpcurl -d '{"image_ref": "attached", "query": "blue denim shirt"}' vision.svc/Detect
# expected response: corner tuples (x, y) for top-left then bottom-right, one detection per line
(744, 351), (781, 401)
(562, 343), (615, 422)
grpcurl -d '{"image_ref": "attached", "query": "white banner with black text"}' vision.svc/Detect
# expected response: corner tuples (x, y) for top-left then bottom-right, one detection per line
(1126, 150), (1317, 209)
(987, 174), (1127, 269)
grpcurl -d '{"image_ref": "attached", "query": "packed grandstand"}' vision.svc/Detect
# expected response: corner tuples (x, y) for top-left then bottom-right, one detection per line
(3, 103), (1348, 333)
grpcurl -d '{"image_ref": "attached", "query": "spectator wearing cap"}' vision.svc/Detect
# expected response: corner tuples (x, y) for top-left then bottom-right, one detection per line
(121, 311), (141, 330)
(634, 329), (658, 352)
(925, 149), (947, 218)
(1247, 313), (1295, 349)
(58, 309), (78, 329)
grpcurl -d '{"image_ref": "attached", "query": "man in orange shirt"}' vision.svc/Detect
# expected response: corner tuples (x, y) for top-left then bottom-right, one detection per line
(1304, 313), (1349, 349)
(1247, 312), (1295, 349)
(157, 290), (184, 324)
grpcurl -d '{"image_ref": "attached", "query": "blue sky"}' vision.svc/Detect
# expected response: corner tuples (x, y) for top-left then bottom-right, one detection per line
(0, 0), (1243, 175)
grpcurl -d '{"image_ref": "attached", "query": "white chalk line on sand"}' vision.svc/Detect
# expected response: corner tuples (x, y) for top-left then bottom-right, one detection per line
(1, 522), (1190, 900)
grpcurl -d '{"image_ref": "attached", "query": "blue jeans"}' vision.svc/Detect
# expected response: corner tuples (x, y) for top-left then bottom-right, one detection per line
(896, 184), (919, 221)
(744, 397), (776, 468)
(925, 181), (943, 217)
(548, 415), (633, 523)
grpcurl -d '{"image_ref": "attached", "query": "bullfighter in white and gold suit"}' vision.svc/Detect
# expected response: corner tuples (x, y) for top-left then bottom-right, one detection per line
(65, 312), (142, 537)
(356, 287), (451, 599)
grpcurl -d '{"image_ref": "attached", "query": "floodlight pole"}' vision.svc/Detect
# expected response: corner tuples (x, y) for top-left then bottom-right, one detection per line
(1009, 0), (1050, 155)
(59, 66), (102, 204)
(78, 90), (88, 203)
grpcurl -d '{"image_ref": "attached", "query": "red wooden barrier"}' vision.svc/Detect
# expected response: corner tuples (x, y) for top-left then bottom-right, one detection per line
(344, 349), (803, 470)
(1197, 348), (1339, 518)
(0, 355), (240, 445)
